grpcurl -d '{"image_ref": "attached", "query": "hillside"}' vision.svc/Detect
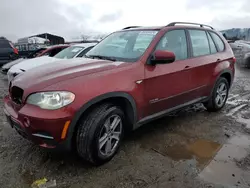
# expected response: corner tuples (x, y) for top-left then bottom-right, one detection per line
(221, 28), (250, 41)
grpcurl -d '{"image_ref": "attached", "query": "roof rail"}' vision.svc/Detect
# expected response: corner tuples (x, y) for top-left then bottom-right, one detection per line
(122, 26), (141, 30)
(167, 22), (214, 30)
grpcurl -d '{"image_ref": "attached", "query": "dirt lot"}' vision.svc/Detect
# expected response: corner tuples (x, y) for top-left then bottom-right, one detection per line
(1, 65), (250, 188)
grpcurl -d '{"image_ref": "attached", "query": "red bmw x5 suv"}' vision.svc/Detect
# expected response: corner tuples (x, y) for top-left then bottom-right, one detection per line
(4, 22), (235, 165)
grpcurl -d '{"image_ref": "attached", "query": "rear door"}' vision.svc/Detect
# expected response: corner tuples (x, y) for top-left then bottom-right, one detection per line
(144, 29), (194, 116)
(184, 29), (221, 98)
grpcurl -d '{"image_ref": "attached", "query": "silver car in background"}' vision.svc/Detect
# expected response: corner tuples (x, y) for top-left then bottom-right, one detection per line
(229, 40), (250, 68)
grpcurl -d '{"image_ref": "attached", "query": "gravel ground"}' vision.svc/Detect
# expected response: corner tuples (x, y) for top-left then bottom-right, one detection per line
(1, 65), (250, 188)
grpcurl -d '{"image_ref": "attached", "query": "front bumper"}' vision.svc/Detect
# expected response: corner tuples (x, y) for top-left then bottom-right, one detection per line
(3, 95), (73, 151)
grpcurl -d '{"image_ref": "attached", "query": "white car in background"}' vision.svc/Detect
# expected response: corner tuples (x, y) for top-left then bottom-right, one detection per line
(7, 43), (97, 83)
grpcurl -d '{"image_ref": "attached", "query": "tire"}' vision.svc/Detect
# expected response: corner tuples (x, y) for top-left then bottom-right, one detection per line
(76, 103), (125, 165)
(204, 77), (229, 112)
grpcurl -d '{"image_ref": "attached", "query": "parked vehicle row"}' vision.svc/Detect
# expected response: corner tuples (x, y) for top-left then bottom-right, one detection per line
(1, 46), (57, 74)
(2, 43), (96, 82)
(3, 22), (235, 165)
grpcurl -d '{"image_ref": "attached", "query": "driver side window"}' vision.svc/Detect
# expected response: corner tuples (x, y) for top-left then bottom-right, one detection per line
(155, 30), (188, 61)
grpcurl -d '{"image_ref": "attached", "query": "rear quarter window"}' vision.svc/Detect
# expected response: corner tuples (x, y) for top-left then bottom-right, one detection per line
(209, 32), (225, 52)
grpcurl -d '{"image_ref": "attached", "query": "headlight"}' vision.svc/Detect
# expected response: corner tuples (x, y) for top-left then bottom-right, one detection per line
(27, 91), (75, 110)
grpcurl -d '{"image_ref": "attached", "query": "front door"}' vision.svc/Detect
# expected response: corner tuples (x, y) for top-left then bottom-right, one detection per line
(144, 29), (195, 116)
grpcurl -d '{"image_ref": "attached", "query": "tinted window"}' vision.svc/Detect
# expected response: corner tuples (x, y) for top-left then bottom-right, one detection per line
(210, 32), (225, 52)
(0, 40), (10, 48)
(49, 48), (63, 57)
(189, 30), (210, 57)
(207, 33), (217, 54)
(156, 30), (187, 60)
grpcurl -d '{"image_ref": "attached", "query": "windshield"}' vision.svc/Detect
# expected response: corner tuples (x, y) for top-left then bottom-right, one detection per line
(86, 30), (158, 62)
(54, 46), (84, 59)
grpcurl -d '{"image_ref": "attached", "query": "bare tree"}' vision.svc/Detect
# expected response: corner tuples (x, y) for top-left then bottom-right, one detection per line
(80, 34), (90, 41)
(93, 34), (107, 41)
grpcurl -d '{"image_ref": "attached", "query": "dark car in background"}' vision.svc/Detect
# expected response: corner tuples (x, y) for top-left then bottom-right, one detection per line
(0, 37), (19, 66)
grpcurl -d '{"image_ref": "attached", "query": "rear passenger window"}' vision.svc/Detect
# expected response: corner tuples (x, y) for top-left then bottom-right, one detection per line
(156, 30), (187, 61)
(189, 30), (210, 57)
(210, 32), (225, 52)
(207, 33), (217, 54)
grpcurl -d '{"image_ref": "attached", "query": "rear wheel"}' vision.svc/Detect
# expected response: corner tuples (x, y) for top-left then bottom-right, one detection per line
(76, 103), (125, 165)
(204, 77), (229, 112)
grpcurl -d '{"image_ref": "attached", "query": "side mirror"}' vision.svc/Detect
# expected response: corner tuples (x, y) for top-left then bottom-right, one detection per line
(150, 50), (175, 65)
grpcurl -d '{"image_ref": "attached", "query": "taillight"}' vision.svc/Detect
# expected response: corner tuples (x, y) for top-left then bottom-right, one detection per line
(9, 42), (18, 54)
(13, 48), (18, 54)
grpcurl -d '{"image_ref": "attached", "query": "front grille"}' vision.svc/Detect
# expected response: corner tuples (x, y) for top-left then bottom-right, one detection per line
(10, 86), (24, 105)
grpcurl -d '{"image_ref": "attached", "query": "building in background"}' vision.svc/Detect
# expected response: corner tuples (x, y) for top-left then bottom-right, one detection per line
(30, 33), (65, 45)
(15, 33), (65, 57)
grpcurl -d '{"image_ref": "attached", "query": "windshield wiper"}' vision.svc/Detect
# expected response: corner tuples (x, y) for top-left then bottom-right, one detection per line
(87, 55), (117, 61)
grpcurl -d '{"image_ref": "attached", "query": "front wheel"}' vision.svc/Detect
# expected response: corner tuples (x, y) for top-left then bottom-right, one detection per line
(203, 77), (229, 112)
(76, 103), (125, 165)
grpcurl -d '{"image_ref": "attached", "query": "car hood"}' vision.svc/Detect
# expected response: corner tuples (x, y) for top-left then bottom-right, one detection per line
(12, 58), (127, 91)
(2, 58), (25, 69)
(10, 56), (59, 71)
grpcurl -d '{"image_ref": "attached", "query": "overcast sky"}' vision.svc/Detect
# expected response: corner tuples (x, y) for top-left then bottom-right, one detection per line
(1, 0), (250, 42)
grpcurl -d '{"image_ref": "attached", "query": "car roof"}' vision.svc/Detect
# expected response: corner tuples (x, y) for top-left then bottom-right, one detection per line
(120, 22), (215, 32)
(72, 42), (98, 48)
(121, 25), (214, 32)
(47, 44), (70, 48)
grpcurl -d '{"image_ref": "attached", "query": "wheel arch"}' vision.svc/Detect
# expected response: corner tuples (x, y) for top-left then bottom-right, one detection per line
(66, 92), (138, 149)
(208, 69), (233, 99)
(217, 69), (233, 87)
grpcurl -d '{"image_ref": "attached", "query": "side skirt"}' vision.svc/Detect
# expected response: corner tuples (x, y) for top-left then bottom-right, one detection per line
(134, 96), (208, 130)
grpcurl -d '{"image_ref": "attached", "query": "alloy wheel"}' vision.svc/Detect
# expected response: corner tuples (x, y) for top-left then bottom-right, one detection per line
(215, 82), (227, 107)
(98, 115), (122, 157)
